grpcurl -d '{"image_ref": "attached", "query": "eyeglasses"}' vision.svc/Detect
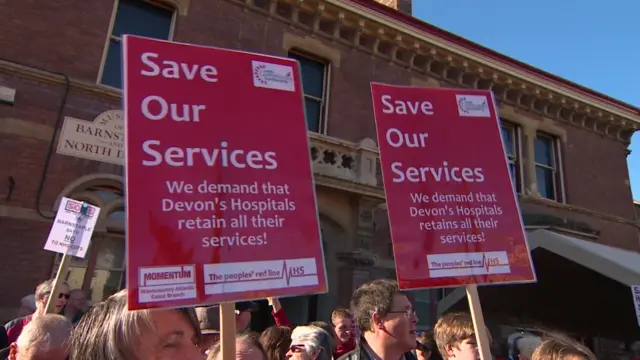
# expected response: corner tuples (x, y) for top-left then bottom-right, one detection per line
(289, 345), (306, 353)
(58, 293), (70, 300)
(388, 309), (416, 318)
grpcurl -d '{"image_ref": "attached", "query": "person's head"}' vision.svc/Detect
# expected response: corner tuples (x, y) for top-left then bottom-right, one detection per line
(350, 279), (417, 352)
(259, 325), (292, 360)
(434, 312), (488, 360)
(532, 334), (596, 360)
(235, 302), (258, 332)
(307, 322), (336, 354)
(286, 326), (333, 360)
(66, 289), (87, 312)
(34, 280), (69, 315)
(195, 306), (221, 355)
(69, 289), (202, 360)
(417, 330), (437, 360)
(9, 314), (73, 360)
(208, 332), (267, 360)
(330, 308), (353, 344)
(510, 333), (542, 360)
(18, 295), (36, 317)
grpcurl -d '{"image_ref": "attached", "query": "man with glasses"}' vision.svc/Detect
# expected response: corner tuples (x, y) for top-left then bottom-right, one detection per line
(62, 289), (87, 326)
(3, 280), (69, 345)
(338, 279), (419, 360)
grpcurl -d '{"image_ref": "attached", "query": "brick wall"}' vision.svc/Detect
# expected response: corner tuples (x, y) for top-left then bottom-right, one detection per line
(0, 0), (637, 316)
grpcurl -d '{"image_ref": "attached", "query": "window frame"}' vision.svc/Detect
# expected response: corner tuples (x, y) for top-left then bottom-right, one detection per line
(287, 49), (331, 134)
(412, 290), (433, 330)
(499, 121), (524, 194)
(50, 233), (126, 304)
(97, 0), (177, 88)
(534, 132), (564, 202)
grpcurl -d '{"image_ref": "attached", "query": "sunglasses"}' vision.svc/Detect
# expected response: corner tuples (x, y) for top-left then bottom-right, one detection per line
(58, 293), (70, 300)
(289, 345), (306, 353)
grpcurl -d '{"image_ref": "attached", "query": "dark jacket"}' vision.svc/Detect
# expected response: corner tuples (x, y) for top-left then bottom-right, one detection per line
(4, 315), (32, 345)
(337, 340), (418, 360)
(0, 326), (8, 359)
(0, 326), (7, 350)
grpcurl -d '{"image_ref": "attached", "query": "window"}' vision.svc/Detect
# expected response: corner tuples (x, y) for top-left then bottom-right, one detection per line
(52, 235), (126, 304)
(412, 290), (435, 329)
(100, 0), (174, 88)
(288, 51), (330, 133)
(500, 122), (523, 193)
(534, 134), (562, 201)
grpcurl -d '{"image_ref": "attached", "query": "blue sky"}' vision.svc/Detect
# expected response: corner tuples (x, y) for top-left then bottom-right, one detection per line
(413, 1), (640, 199)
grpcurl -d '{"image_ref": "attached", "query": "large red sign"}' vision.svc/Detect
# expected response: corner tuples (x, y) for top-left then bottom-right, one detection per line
(370, 83), (536, 289)
(122, 35), (327, 310)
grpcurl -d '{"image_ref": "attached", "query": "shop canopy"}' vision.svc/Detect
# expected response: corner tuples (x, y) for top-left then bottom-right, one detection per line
(436, 229), (640, 340)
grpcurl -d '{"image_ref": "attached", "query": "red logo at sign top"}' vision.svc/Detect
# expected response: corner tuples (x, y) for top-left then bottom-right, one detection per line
(370, 83), (536, 290)
(64, 200), (95, 217)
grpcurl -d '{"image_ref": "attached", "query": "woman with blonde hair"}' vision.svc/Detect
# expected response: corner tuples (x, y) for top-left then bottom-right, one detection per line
(69, 289), (202, 360)
(532, 333), (596, 360)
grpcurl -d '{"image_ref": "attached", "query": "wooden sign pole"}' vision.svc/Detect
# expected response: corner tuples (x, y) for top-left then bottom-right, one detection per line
(45, 254), (71, 314)
(219, 302), (237, 360)
(465, 285), (492, 360)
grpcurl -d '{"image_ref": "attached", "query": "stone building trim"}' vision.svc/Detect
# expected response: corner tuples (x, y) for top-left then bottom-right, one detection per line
(283, 33), (342, 67)
(228, 0), (639, 144)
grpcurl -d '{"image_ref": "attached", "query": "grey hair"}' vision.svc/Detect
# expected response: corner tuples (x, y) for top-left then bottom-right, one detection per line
(35, 279), (69, 301)
(21, 295), (36, 311)
(70, 289), (201, 360)
(207, 332), (266, 360)
(16, 314), (73, 357)
(291, 326), (334, 360)
(516, 335), (543, 359)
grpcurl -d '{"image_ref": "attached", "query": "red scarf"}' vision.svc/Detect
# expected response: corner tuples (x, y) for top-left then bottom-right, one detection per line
(334, 337), (356, 358)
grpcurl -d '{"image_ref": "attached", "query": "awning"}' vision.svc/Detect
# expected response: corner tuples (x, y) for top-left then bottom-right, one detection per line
(436, 229), (640, 339)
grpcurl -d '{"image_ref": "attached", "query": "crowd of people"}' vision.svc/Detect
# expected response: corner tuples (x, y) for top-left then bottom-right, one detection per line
(0, 278), (597, 360)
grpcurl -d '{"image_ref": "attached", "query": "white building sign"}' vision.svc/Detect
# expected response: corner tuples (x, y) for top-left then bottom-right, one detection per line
(44, 197), (100, 259)
(56, 109), (124, 165)
(632, 285), (640, 327)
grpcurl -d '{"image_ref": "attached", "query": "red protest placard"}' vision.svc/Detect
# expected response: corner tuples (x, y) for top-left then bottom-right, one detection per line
(122, 35), (327, 310)
(370, 83), (536, 289)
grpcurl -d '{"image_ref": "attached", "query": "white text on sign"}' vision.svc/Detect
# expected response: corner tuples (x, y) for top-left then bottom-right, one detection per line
(383, 128), (485, 184)
(380, 95), (435, 115)
(137, 52), (280, 170)
(378, 94), (485, 184)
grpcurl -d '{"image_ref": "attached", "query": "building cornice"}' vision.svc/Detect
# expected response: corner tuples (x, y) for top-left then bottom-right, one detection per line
(520, 195), (640, 229)
(231, 0), (639, 143)
(2, 0), (638, 143)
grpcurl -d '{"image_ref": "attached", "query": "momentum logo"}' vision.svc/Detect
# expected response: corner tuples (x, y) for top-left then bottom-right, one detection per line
(139, 265), (196, 287)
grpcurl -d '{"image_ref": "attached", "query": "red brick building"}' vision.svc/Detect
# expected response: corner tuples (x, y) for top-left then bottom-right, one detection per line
(1, 0), (640, 348)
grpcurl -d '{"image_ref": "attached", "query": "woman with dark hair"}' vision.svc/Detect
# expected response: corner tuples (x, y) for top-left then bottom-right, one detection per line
(260, 326), (292, 360)
(416, 330), (442, 360)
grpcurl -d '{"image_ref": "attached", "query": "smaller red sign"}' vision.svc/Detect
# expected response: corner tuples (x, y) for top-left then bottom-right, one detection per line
(122, 36), (327, 310)
(370, 83), (536, 289)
